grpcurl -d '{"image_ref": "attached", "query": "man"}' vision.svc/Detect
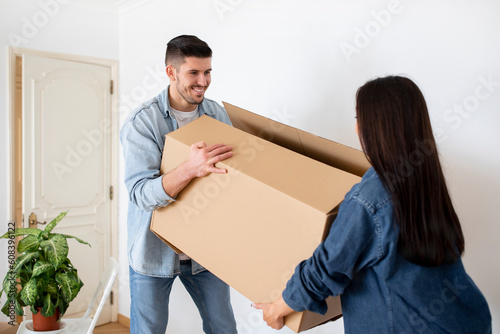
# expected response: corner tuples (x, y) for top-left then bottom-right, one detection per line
(120, 35), (237, 334)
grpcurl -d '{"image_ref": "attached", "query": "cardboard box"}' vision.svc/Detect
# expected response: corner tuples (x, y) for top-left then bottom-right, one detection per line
(0, 322), (19, 334)
(150, 103), (370, 332)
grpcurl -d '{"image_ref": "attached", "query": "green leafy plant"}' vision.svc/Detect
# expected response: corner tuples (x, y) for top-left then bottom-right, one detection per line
(0, 211), (90, 319)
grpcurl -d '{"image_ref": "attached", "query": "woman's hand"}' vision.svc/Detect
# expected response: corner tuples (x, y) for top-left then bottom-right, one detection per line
(252, 296), (295, 330)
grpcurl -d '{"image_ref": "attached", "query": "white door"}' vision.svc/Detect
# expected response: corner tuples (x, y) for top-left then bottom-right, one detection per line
(22, 53), (114, 325)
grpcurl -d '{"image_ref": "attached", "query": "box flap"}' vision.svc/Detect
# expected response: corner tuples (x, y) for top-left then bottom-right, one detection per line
(223, 102), (371, 177)
(166, 116), (360, 214)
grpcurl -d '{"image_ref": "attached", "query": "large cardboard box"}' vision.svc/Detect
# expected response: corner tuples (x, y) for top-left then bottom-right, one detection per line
(0, 322), (19, 334)
(150, 103), (370, 332)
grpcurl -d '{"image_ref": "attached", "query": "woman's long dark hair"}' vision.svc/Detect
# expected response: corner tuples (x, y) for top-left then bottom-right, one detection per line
(356, 76), (464, 267)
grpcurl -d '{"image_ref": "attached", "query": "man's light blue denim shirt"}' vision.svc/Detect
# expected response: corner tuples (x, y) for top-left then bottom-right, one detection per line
(283, 167), (491, 333)
(120, 87), (232, 277)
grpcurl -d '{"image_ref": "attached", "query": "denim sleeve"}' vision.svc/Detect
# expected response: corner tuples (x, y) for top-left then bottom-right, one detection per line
(120, 114), (175, 212)
(215, 109), (232, 126)
(208, 100), (232, 126)
(282, 197), (379, 315)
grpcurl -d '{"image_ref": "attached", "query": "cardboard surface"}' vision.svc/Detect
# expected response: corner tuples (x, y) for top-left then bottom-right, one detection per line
(150, 105), (370, 332)
(223, 102), (370, 177)
(0, 322), (18, 334)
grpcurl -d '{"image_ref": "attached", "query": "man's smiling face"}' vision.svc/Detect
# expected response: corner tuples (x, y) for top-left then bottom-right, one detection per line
(168, 56), (212, 111)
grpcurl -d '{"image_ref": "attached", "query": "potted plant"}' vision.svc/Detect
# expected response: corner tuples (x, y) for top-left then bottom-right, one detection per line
(0, 211), (90, 331)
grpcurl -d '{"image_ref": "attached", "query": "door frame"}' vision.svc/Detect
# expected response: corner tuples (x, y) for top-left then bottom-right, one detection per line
(7, 47), (119, 322)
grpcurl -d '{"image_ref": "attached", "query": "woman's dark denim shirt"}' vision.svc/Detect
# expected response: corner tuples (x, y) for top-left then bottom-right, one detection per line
(283, 167), (491, 333)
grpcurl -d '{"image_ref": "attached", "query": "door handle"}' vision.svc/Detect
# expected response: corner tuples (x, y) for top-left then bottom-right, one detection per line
(29, 212), (47, 229)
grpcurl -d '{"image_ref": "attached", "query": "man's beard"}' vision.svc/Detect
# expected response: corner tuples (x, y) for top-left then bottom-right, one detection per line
(177, 83), (204, 105)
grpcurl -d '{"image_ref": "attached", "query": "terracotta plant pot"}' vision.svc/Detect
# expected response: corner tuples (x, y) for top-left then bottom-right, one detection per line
(32, 307), (61, 331)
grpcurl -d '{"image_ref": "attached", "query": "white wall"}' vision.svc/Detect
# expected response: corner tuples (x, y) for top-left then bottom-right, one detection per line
(118, 0), (499, 333)
(0, 0), (119, 323)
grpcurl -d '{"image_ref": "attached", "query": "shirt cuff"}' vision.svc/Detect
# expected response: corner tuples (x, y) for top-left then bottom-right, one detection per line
(282, 287), (304, 313)
(150, 174), (175, 206)
(282, 264), (328, 315)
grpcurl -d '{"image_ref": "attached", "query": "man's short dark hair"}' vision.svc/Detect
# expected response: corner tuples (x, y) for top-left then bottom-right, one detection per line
(165, 35), (212, 67)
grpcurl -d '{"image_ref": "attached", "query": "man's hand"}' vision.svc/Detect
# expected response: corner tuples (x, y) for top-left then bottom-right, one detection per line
(252, 296), (294, 330)
(185, 141), (233, 178)
(162, 141), (233, 198)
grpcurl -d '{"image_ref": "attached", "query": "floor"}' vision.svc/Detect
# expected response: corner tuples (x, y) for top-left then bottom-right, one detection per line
(94, 322), (130, 334)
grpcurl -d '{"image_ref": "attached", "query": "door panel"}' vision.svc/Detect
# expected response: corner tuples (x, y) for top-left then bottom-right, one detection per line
(22, 53), (113, 324)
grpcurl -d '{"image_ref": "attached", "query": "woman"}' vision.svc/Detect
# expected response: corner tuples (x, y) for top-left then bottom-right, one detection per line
(253, 76), (491, 333)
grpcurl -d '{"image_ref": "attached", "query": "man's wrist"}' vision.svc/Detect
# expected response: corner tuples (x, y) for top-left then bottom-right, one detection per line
(162, 161), (197, 198)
